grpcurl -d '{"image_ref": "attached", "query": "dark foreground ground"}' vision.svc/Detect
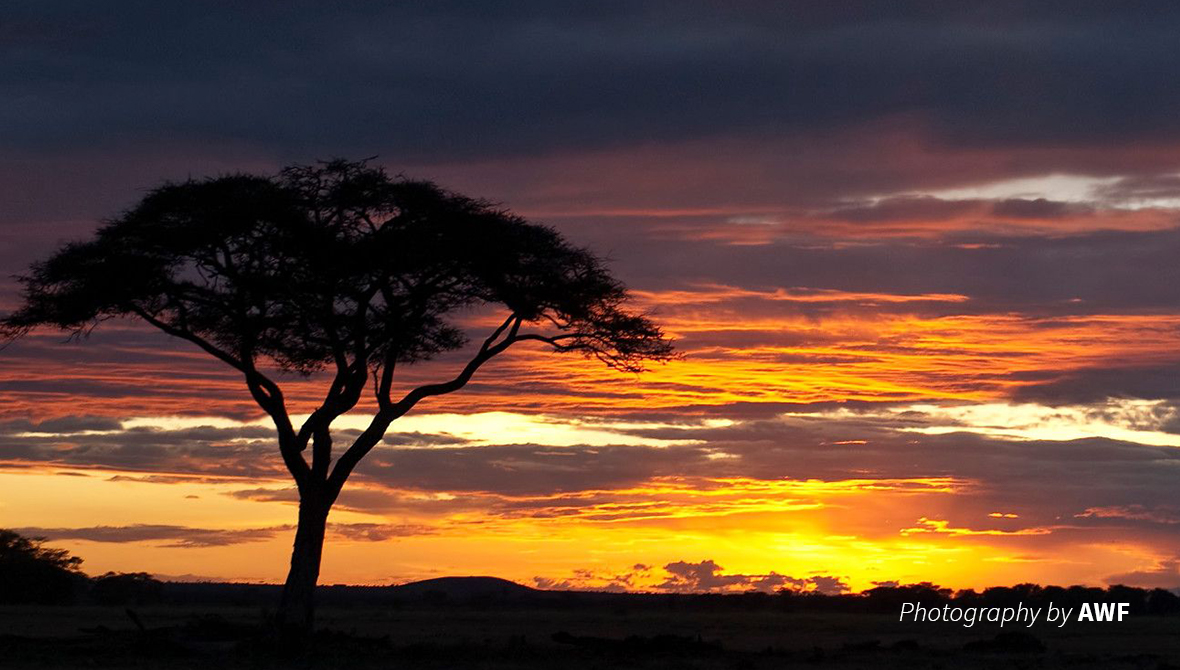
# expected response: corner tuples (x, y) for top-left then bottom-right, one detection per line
(2, 603), (1178, 669)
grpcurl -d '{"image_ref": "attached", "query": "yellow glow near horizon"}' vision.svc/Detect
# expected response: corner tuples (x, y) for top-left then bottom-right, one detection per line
(0, 464), (1168, 592)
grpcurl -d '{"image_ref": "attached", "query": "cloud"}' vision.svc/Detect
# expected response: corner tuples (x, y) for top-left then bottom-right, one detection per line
(1013, 364), (1180, 405)
(0, 415), (286, 479)
(825, 196), (982, 224)
(1103, 559), (1180, 590)
(10, 521), (435, 547)
(659, 559), (781, 592)
(383, 431), (472, 447)
(12, 524), (289, 547)
(541, 559), (850, 594)
(328, 522), (438, 542)
(6, 3), (1180, 161)
(1092, 174), (1180, 207)
(899, 517), (1053, 537)
(1076, 505), (1180, 525)
(991, 198), (1092, 220)
(624, 226), (1180, 314)
(12, 416), (125, 434)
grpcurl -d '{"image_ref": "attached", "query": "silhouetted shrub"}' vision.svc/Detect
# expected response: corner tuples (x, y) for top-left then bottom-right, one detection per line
(1146, 588), (1180, 615)
(860, 582), (952, 613)
(90, 571), (164, 606)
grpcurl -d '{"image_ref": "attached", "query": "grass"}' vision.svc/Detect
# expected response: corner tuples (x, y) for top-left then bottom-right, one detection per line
(1, 604), (1178, 668)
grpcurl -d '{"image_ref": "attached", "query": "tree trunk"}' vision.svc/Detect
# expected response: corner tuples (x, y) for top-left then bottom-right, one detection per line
(277, 495), (330, 635)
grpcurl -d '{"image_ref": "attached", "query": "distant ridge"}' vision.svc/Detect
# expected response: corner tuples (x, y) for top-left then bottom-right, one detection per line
(388, 576), (538, 599)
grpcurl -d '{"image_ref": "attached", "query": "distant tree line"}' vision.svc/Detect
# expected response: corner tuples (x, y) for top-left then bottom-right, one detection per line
(576, 583), (1180, 616)
(3, 530), (1177, 615)
(844, 581), (1180, 616)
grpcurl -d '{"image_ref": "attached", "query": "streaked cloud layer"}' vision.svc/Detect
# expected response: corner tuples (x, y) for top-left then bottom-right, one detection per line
(3, 1), (1180, 591)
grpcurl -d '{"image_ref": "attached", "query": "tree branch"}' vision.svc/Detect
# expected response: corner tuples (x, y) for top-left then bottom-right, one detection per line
(293, 288), (379, 474)
(511, 332), (589, 350)
(129, 304), (310, 486)
(327, 314), (522, 495)
(130, 306), (246, 372)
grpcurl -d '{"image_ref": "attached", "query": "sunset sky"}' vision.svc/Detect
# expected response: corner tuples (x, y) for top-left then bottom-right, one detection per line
(3, 2), (1180, 594)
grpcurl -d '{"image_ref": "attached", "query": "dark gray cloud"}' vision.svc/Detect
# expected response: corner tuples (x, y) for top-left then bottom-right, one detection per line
(0, 415), (124, 434)
(990, 198), (1093, 219)
(328, 522), (437, 542)
(5, 2), (1180, 161)
(1013, 364), (1180, 405)
(359, 443), (686, 496)
(1093, 175), (1180, 205)
(0, 415), (476, 480)
(1103, 559), (1180, 589)
(0, 417), (285, 477)
(12, 524), (288, 547)
(827, 196), (980, 224)
(620, 226), (1180, 315)
(11, 522), (431, 547)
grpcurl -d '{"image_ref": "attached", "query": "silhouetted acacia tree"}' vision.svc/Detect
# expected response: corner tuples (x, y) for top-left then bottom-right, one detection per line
(0, 529), (86, 604)
(2, 160), (675, 632)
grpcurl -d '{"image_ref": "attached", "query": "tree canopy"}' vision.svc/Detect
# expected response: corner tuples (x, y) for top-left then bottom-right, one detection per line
(3, 160), (674, 484)
(5, 160), (670, 373)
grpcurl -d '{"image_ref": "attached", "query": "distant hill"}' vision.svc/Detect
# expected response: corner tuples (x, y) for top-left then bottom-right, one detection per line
(388, 576), (538, 600)
(155, 576), (546, 608)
